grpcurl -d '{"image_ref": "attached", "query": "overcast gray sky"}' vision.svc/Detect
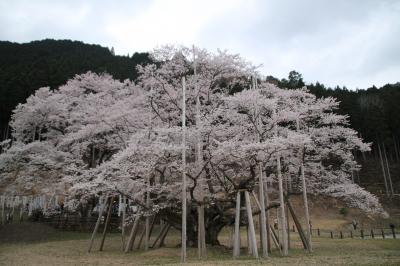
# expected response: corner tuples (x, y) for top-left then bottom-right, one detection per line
(1, 0), (399, 89)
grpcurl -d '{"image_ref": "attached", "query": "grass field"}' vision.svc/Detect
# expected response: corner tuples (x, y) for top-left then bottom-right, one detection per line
(0, 223), (400, 265)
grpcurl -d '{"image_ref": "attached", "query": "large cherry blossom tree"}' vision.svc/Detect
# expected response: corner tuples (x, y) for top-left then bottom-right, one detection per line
(0, 46), (386, 248)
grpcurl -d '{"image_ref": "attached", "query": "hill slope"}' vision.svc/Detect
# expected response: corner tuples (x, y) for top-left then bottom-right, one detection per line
(0, 39), (152, 135)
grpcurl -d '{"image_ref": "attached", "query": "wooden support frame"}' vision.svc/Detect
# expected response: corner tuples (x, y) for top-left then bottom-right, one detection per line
(251, 190), (268, 257)
(270, 225), (282, 253)
(99, 196), (114, 251)
(233, 191), (241, 258)
(125, 213), (142, 252)
(87, 194), (108, 253)
(137, 215), (156, 249)
(151, 223), (171, 248)
(287, 199), (310, 251)
(158, 224), (171, 248)
(244, 191), (258, 258)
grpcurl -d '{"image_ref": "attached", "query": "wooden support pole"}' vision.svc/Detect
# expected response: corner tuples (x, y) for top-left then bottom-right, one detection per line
(361, 229), (364, 239)
(136, 216), (156, 250)
(137, 215), (156, 249)
(350, 231), (353, 238)
(246, 226), (252, 255)
(152, 223), (168, 248)
(257, 164), (269, 257)
(197, 205), (207, 258)
(391, 227), (396, 239)
(121, 195), (126, 251)
(330, 232), (333, 239)
(286, 201), (290, 249)
(19, 203), (24, 222)
(229, 226), (234, 248)
(233, 191), (241, 258)
(263, 182), (271, 253)
(181, 76), (187, 263)
(145, 189), (150, 251)
(371, 229), (374, 239)
(340, 231), (343, 239)
(99, 196), (114, 251)
(125, 214), (142, 252)
(276, 154), (288, 256)
(1, 196), (5, 225)
(244, 191), (258, 258)
(88, 194), (108, 253)
(158, 224), (171, 248)
(297, 117), (312, 251)
(318, 228), (320, 236)
(269, 225), (282, 253)
(137, 223), (146, 249)
(287, 200), (309, 251)
(148, 215), (157, 240)
(381, 229), (385, 239)
(193, 46), (207, 260)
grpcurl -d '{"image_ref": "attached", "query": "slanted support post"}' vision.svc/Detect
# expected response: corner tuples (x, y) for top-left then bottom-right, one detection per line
(88, 194), (108, 253)
(125, 213), (142, 252)
(99, 196), (114, 251)
(244, 191), (258, 258)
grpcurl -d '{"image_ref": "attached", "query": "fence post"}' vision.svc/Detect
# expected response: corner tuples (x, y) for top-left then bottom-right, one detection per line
(292, 225), (295, 232)
(350, 231), (353, 238)
(361, 229), (364, 239)
(317, 228), (320, 236)
(381, 229), (385, 239)
(391, 227), (396, 239)
(330, 231), (333, 239)
(340, 231), (343, 239)
(371, 229), (374, 239)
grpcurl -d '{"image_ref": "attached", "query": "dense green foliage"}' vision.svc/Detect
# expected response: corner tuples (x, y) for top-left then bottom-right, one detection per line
(0, 39), (152, 137)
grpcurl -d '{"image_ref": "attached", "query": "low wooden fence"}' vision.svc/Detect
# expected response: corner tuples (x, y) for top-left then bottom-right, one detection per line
(1, 212), (124, 233)
(41, 214), (123, 232)
(310, 228), (398, 239)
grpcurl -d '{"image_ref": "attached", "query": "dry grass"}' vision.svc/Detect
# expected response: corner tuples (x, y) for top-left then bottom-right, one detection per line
(0, 223), (399, 266)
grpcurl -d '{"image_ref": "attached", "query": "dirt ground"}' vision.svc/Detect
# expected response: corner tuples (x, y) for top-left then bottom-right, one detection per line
(0, 222), (399, 266)
(1, 195), (399, 265)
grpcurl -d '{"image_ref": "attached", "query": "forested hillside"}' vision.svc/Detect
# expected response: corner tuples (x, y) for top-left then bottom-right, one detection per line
(0, 40), (399, 194)
(0, 39), (152, 137)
